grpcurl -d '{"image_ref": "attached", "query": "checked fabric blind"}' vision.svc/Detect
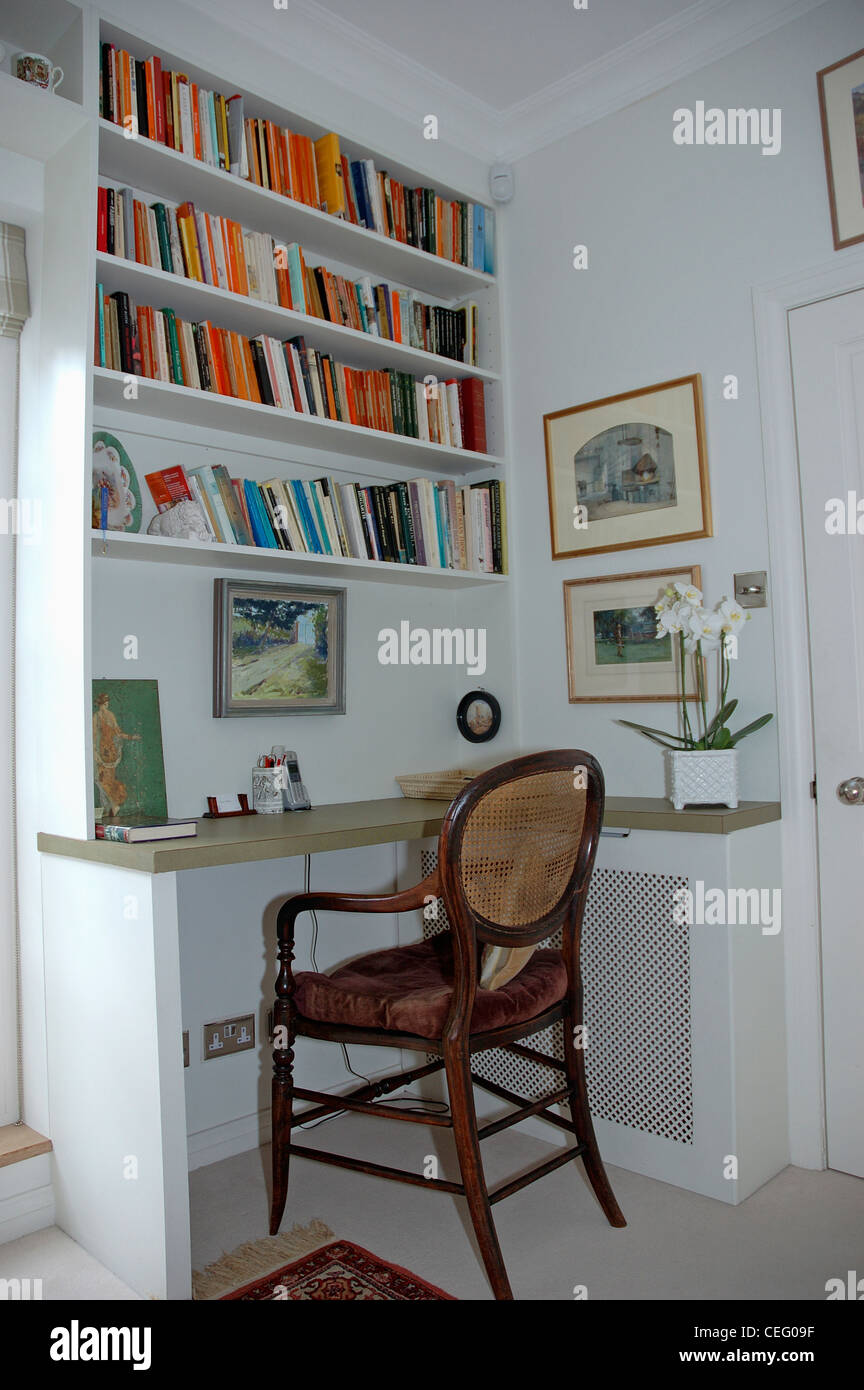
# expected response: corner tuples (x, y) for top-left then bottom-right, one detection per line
(0, 224), (30, 339)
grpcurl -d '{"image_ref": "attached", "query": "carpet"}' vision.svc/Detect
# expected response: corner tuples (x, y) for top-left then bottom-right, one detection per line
(221, 1239), (457, 1300)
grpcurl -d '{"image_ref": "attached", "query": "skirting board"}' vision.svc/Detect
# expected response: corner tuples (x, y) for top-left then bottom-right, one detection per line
(186, 1064), (399, 1171)
(0, 1154), (55, 1245)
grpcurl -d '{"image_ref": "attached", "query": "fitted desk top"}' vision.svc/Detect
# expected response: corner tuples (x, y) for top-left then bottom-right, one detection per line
(37, 796), (781, 874)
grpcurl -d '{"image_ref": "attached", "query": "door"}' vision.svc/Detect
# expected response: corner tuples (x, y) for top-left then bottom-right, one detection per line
(789, 288), (864, 1179)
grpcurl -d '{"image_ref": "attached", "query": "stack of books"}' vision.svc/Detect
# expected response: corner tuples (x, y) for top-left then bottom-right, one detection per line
(144, 463), (507, 573)
(94, 288), (488, 451)
(99, 42), (494, 272)
(97, 184), (479, 365)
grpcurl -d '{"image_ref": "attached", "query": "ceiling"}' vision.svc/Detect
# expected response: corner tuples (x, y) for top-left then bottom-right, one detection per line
(187, 0), (827, 161)
(309, 0), (695, 111)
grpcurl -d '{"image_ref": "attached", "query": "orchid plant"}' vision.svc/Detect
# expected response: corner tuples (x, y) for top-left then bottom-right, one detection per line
(617, 581), (774, 751)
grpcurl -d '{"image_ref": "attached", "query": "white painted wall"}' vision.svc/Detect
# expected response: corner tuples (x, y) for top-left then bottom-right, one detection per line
(503, 0), (864, 802)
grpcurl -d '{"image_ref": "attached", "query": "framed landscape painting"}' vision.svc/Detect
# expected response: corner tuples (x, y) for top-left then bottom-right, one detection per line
(544, 375), (711, 559)
(563, 566), (703, 703)
(818, 46), (864, 250)
(213, 579), (346, 717)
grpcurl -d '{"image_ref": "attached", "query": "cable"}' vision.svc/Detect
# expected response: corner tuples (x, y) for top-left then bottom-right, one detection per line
(295, 854), (449, 1128)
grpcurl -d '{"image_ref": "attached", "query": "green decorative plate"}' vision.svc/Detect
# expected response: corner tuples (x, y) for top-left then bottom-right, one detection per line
(92, 431), (142, 533)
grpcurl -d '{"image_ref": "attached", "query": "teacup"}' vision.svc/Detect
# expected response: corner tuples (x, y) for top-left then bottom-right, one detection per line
(12, 51), (64, 92)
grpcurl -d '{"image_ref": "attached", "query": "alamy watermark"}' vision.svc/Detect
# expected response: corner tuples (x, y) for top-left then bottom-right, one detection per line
(673, 881), (781, 935)
(378, 621), (486, 676)
(673, 102), (781, 156)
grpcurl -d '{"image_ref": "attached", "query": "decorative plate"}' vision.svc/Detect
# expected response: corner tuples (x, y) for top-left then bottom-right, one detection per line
(92, 431), (141, 533)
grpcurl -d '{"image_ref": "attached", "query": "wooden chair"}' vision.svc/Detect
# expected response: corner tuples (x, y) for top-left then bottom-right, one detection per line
(269, 750), (625, 1300)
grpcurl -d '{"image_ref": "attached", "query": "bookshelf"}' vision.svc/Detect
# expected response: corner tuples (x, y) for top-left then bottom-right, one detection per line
(16, 7), (511, 842)
(91, 530), (508, 587)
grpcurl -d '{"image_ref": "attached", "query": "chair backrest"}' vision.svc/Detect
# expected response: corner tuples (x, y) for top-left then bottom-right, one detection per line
(437, 751), (604, 990)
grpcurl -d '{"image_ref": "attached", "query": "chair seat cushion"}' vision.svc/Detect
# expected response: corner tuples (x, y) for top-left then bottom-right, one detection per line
(293, 935), (567, 1039)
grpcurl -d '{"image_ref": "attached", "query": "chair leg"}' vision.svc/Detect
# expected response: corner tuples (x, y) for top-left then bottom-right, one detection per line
(444, 1043), (514, 1300)
(270, 922), (296, 1236)
(269, 1041), (293, 1235)
(563, 1023), (626, 1228)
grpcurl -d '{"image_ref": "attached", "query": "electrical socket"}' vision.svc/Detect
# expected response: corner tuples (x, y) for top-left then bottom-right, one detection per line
(203, 1013), (256, 1061)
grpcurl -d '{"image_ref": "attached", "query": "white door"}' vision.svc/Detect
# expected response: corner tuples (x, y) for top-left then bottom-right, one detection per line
(789, 288), (864, 1179)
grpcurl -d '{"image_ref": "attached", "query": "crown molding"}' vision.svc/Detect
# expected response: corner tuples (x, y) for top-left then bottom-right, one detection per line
(138, 0), (830, 165)
(496, 0), (830, 161)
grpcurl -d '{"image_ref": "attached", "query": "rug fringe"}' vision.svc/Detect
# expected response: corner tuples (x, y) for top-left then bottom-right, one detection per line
(192, 1220), (334, 1300)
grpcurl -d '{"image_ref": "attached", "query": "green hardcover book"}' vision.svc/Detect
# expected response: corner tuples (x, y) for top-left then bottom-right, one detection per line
(405, 371), (418, 438)
(159, 307), (184, 385)
(152, 204), (174, 275)
(95, 282), (105, 367)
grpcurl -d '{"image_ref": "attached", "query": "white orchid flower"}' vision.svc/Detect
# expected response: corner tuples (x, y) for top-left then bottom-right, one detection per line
(687, 607), (723, 652)
(657, 601), (690, 636)
(718, 598), (750, 633)
(673, 581), (703, 606)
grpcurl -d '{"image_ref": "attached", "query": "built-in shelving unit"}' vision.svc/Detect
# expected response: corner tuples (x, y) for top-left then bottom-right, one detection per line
(90, 15), (508, 585)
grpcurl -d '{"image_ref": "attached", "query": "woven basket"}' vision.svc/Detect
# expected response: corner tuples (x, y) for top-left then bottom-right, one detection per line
(396, 770), (475, 800)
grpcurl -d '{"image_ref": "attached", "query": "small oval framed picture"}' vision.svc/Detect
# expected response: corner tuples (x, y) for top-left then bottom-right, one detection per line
(457, 689), (501, 743)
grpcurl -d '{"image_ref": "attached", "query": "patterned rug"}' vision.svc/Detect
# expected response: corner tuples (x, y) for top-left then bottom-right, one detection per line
(222, 1240), (457, 1301)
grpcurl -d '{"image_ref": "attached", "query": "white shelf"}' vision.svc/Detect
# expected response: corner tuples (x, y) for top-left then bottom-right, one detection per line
(98, 120), (495, 303)
(95, 253), (499, 383)
(0, 71), (89, 161)
(91, 529), (507, 587)
(92, 368), (502, 475)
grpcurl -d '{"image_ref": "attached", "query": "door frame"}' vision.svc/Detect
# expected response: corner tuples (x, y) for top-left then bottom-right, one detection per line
(753, 248), (864, 1169)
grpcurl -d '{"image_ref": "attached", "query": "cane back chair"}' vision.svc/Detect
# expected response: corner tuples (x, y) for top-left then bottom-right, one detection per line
(269, 750), (625, 1299)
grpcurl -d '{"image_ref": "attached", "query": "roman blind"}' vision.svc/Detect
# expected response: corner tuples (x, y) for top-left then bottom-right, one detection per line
(0, 224), (30, 339)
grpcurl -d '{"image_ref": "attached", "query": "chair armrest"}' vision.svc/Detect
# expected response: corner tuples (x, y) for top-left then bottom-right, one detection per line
(276, 869), (441, 935)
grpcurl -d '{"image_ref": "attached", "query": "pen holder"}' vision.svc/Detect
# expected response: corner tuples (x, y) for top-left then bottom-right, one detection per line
(251, 766), (284, 814)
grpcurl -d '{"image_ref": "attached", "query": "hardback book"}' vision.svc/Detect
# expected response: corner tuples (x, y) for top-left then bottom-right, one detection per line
(96, 817), (198, 842)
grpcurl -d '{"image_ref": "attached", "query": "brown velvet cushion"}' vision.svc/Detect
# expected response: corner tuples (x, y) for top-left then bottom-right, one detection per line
(293, 935), (567, 1039)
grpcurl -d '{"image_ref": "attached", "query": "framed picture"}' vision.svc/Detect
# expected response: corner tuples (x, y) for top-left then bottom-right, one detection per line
(563, 566), (703, 703)
(456, 689), (501, 743)
(817, 47), (864, 250)
(213, 579), (346, 717)
(544, 374), (711, 560)
(92, 679), (167, 818)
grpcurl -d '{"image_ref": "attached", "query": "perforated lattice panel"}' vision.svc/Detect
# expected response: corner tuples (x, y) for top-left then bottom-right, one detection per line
(419, 851), (693, 1145)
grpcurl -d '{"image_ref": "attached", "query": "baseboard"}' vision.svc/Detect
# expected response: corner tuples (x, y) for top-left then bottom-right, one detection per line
(186, 1065), (398, 1171)
(187, 1111), (271, 1172)
(0, 1154), (55, 1244)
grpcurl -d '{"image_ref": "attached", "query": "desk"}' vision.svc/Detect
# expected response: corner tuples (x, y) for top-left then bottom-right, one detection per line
(37, 795), (783, 1300)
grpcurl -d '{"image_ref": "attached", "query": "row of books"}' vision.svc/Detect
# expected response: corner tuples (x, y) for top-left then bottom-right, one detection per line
(145, 463), (507, 573)
(97, 184), (479, 364)
(99, 42), (494, 271)
(95, 287), (489, 451)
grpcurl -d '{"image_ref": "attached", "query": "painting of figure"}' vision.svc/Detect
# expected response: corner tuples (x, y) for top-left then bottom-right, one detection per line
(92, 680), (167, 818)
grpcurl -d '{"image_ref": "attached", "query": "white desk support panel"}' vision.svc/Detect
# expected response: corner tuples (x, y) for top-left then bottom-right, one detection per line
(38, 796), (782, 1300)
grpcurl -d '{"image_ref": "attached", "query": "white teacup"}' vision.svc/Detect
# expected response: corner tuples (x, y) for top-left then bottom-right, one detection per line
(12, 51), (64, 92)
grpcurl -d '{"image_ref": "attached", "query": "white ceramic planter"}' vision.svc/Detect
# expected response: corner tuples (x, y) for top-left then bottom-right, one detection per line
(666, 749), (739, 810)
